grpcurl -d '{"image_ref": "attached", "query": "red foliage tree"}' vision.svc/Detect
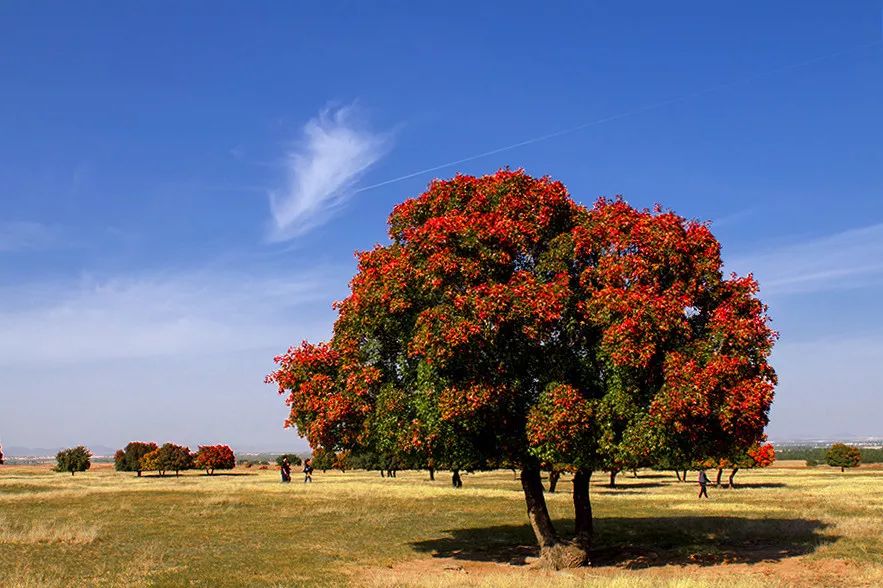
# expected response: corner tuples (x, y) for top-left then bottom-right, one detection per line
(268, 170), (777, 568)
(194, 445), (236, 475)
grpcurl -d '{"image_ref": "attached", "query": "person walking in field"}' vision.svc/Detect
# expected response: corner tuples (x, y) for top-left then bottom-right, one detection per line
(280, 456), (291, 483)
(303, 458), (314, 483)
(698, 469), (710, 499)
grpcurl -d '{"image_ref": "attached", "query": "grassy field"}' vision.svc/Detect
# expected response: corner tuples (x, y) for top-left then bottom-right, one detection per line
(1, 462), (881, 587)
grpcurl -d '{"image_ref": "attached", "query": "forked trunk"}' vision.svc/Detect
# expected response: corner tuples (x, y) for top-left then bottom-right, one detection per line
(632, 469), (638, 478)
(675, 470), (682, 482)
(728, 467), (738, 488)
(548, 469), (561, 493)
(572, 468), (593, 551)
(521, 468), (587, 569)
(715, 468), (723, 487)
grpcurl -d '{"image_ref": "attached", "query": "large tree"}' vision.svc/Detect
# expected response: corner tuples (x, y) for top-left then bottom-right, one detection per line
(114, 441), (158, 477)
(268, 170), (776, 568)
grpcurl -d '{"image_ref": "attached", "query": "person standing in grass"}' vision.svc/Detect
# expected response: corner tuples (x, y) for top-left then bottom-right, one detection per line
(280, 456), (291, 483)
(303, 458), (313, 483)
(698, 469), (710, 499)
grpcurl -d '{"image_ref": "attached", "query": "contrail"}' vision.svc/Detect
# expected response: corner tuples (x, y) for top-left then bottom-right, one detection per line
(355, 38), (882, 194)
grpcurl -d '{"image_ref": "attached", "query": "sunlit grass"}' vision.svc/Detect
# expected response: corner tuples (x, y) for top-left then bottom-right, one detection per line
(0, 462), (880, 586)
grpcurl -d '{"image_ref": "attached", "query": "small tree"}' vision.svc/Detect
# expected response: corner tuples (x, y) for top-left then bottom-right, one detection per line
(142, 443), (193, 477)
(194, 445), (236, 475)
(275, 453), (303, 467)
(311, 448), (335, 473)
(333, 450), (351, 472)
(826, 443), (861, 472)
(0, 444), (4, 465)
(114, 442), (158, 477)
(56, 446), (91, 475)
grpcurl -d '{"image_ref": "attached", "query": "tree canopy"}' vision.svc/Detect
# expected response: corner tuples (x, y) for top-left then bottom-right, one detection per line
(268, 170), (777, 567)
(142, 443), (193, 477)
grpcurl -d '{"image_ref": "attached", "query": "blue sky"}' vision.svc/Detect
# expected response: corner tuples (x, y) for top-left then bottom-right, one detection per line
(1, 2), (882, 453)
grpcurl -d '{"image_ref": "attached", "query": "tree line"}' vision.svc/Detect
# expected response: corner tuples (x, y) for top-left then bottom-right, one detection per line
(775, 443), (877, 467)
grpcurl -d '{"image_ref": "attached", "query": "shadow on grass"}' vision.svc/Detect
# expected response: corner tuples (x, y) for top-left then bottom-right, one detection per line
(594, 482), (668, 491)
(723, 482), (788, 489)
(411, 516), (833, 567)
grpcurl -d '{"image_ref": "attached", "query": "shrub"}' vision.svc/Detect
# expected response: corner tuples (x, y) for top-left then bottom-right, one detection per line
(55, 446), (91, 475)
(805, 458), (818, 467)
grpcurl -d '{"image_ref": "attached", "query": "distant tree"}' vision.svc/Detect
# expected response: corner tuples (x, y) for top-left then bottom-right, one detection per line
(805, 458), (818, 467)
(55, 446), (91, 475)
(194, 445), (235, 475)
(142, 443), (193, 477)
(333, 450), (351, 472)
(0, 444), (4, 465)
(311, 448), (335, 473)
(274, 453), (302, 467)
(114, 442), (158, 477)
(826, 443), (861, 472)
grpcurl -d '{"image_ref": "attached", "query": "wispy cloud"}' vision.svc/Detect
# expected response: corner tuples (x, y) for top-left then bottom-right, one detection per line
(0, 266), (347, 365)
(268, 104), (391, 241)
(728, 222), (883, 295)
(0, 222), (59, 252)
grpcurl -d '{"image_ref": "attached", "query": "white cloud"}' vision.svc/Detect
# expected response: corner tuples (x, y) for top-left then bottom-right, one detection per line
(268, 104), (391, 240)
(0, 267), (346, 365)
(727, 222), (883, 295)
(0, 221), (59, 252)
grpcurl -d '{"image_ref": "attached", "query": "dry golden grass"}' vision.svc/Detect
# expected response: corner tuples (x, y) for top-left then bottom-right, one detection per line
(0, 463), (881, 587)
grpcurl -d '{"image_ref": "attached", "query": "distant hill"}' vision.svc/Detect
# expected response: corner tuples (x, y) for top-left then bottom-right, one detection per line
(5, 445), (118, 458)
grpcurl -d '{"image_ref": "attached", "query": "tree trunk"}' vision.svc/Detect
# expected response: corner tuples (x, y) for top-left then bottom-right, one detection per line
(682, 469), (687, 483)
(429, 467), (435, 481)
(548, 469), (561, 493)
(137, 470), (142, 477)
(609, 470), (617, 488)
(675, 470), (682, 482)
(841, 466), (845, 472)
(521, 468), (586, 569)
(572, 468), (593, 551)
(71, 470), (75, 476)
(380, 469), (385, 478)
(715, 468), (723, 487)
(452, 469), (462, 488)
(512, 468), (518, 480)
(728, 467), (738, 488)
(632, 469), (638, 478)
